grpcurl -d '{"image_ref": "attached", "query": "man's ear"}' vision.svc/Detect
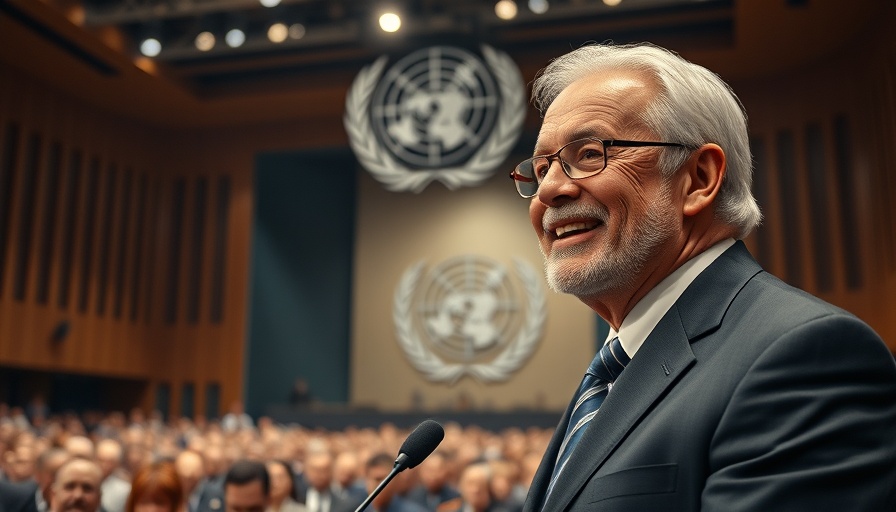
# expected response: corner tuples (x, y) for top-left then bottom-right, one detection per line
(681, 143), (726, 217)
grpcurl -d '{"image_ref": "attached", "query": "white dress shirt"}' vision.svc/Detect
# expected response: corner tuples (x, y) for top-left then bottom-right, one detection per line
(607, 238), (736, 358)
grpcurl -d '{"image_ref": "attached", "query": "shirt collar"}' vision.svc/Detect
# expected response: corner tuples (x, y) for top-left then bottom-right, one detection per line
(606, 238), (735, 358)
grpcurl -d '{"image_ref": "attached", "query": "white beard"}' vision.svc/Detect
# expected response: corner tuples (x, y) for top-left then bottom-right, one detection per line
(541, 190), (676, 298)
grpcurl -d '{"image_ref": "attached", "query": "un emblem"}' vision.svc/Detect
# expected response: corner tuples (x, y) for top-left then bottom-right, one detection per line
(345, 46), (525, 193)
(394, 256), (545, 384)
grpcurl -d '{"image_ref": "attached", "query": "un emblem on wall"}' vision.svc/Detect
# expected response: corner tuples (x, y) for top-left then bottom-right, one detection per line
(394, 256), (545, 384)
(345, 46), (525, 193)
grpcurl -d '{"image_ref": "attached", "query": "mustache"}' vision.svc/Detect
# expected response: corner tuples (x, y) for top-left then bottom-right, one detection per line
(542, 202), (609, 230)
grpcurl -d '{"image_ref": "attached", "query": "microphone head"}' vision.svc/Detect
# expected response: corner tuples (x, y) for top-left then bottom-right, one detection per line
(396, 420), (444, 470)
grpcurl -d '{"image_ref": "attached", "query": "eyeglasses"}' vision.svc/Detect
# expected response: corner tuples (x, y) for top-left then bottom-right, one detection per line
(509, 137), (693, 198)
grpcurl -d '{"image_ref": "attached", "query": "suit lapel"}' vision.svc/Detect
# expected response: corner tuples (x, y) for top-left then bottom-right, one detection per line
(523, 380), (579, 511)
(543, 313), (695, 512)
(541, 241), (762, 511)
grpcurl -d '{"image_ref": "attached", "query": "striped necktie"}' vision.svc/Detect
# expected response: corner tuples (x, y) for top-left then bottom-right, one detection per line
(546, 337), (630, 497)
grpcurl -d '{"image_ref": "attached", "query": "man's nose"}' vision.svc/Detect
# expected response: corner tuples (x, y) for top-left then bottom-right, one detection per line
(537, 159), (579, 203)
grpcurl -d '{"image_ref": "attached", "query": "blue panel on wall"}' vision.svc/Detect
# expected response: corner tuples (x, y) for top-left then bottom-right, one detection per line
(246, 148), (357, 418)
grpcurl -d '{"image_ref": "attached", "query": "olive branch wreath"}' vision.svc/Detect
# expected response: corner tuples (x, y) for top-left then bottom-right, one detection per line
(344, 45), (525, 193)
(393, 258), (545, 384)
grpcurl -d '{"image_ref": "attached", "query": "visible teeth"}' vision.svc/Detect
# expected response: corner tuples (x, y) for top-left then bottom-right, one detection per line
(555, 222), (595, 237)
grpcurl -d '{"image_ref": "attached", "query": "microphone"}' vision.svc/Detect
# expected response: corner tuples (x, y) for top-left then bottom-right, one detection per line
(354, 420), (444, 512)
(394, 419), (445, 471)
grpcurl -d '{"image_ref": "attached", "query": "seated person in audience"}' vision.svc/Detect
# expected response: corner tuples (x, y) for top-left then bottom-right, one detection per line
(125, 460), (183, 512)
(439, 462), (494, 512)
(49, 457), (103, 512)
(265, 460), (306, 512)
(331, 453), (366, 503)
(405, 452), (459, 511)
(359, 454), (426, 512)
(3, 433), (38, 484)
(484, 461), (521, 512)
(33, 448), (70, 512)
(96, 439), (131, 512)
(223, 461), (268, 512)
(296, 451), (360, 512)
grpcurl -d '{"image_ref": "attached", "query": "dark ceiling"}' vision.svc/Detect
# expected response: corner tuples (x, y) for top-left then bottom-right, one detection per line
(0, 0), (891, 127)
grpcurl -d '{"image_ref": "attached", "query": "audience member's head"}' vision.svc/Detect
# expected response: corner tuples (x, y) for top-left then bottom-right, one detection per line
(125, 461), (184, 512)
(365, 453), (396, 511)
(332, 452), (360, 489)
(417, 451), (451, 493)
(3, 435), (37, 482)
(265, 460), (298, 507)
(37, 448), (72, 502)
(174, 450), (206, 498)
(457, 462), (492, 512)
(224, 460), (270, 512)
(302, 451), (333, 493)
(63, 436), (95, 459)
(50, 457), (103, 512)
(95, 439), (125, 481)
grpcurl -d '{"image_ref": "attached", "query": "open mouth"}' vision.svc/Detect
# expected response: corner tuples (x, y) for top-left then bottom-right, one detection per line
(554, 221), (600, 239)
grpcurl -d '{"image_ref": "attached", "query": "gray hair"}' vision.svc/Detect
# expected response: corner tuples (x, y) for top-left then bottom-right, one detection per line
(532, 42), (762, 238)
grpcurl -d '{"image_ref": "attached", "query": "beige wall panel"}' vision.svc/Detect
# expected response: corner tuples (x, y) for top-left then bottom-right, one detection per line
(352, 165), (597, 412)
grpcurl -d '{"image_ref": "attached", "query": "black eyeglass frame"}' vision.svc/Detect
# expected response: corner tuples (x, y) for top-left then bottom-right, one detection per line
(509, 137), (695, 198)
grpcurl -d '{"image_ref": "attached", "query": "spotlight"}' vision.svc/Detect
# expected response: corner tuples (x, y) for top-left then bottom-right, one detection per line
(529, 0), (549, 14)
(495, 0), (518, 20)
(289, 23), (306, 39)
(268, 22), (288, 43)
(140, 37), (161, 57)
(379, 12), (401, 32)
(225, 28), (245, 48)
(195, 31), (215, 51)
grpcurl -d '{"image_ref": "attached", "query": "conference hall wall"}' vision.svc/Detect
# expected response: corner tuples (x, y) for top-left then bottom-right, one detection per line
(1, 23), (894, 418)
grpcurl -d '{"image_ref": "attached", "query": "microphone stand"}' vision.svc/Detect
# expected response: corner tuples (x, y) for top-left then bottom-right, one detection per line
(353, 455), (409, 512)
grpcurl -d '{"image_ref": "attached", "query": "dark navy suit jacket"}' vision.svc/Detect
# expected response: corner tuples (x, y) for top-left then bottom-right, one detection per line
(524, 242), (896, 511)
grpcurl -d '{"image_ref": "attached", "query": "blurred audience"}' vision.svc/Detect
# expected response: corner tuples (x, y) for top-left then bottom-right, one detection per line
(96, 439), (131, 512)
(48, 457), (103, 512)
(265, 460), (306, 512)
(0, 403), (555, 512)
(223, 461), (268, 512)
(405, 452), (459, 511)
(360, 454), (426, 512)
(125, 461), (183, 512)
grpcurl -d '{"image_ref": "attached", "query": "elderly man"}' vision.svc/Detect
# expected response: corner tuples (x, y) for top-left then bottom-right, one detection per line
(510, 42), (896, 511)
(48, 458), (103, 512)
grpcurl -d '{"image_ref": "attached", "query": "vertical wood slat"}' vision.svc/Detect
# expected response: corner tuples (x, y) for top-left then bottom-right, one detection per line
(803, 122), (834, 293)
(113, 169), (134, 319)
(58, 148), (84, 310)
(96, 164), (118, 316)
(36, 140), (63, 305)
(0, 121), (20, 301)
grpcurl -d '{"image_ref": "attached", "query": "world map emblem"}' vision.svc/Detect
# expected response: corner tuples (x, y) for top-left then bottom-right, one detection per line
(345, 45), (525, 193)
(394, 256), (545, 384)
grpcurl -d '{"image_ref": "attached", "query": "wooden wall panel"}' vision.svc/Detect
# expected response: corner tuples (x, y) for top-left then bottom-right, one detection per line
(0, 71), (249, 418)
(736, 42), (896, 348)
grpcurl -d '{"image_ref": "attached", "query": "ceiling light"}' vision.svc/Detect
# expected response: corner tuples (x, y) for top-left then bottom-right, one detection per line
(268, 22), (288, 43)
(495, 0), (518, 20)
(289, 23), (306, 39)
(259, 0), (281, 6)
(225, 28), (245, 48)
(379, 12), (401, 33)
(139, 37), (161, 57)
(195, 31), (215, 51)
(603, 0), (622, 6)
(529, 0), (549, 14)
